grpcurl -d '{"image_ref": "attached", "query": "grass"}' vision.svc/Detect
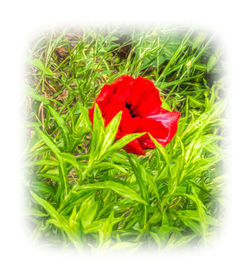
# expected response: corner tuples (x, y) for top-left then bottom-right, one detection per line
(24, 26), (225, 251)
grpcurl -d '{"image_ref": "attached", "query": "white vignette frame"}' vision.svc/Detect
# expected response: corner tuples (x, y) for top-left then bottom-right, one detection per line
(1, 1), (249, 276)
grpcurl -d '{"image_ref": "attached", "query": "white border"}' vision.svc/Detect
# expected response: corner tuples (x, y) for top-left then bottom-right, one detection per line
(1, 0), (249, 276)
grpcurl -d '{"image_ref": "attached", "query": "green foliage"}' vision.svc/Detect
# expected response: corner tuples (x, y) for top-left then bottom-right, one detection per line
(25, 26), (225, 250)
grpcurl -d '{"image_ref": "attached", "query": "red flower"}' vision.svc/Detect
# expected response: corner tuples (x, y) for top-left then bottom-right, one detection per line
(89, 75), (181, 155)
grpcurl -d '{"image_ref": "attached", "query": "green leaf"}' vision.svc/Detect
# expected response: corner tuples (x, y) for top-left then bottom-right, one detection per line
(27, 160), (59, 167)
(148, 134), (169, 164)
(61, 152), (82, 184)
(47, 106), (70, 151)
(72, 106), (91, 138)
(207, 53), (218, 72)
(31, 191), (67, 227)
(98, 211), (116, 244)
(174, 188), (208, 238)
(30, 58), (54, 76)
(165, 234), (197, 249)
(180, 217), (201, 234)
(128, 155), (149, 202)
(97, 212), (123, 247)
(89, 104), (105, 162)
(190, 185), (208, 237)
(192, 32), (207, 50)
(147, 173), (161, 202)
(34, 126), (61, 157)
(176, 210), (219, 227)
(26, 86), (50, 104)
(105, 132), (145, 156)
(101, 111), (122, 155)
(30, 181), (55, 198)
(92, 162), (128, 174)
(76, 181), (148, 205)
(34, 127), (68, 197)
(83, 218), (107, 234)
(31, 192), (81, 245)
(61, 152), (81, 172)
(77, 195), (98, 228)
(69, 206), (78, 228)
(57, 160), (68, 198)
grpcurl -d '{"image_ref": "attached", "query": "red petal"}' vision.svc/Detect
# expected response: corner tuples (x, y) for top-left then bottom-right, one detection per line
(124, 139), (145, 155)
(88, 84), (115, 126)
(96, 84), (115, 111)
(97, 76), (134, 125)
(126, 76), (162, 117)
(119, 108), (141, 133)
(89, 106), (94, 124)
(146, 109), (181, 143)
(139, 137), (169, 148)
(117, 109), (144, 154)
(112, 75), (134, 86)
(88, 75), (181, 155)
(116, 129), (145, 155)
(137, 118), (170, 138)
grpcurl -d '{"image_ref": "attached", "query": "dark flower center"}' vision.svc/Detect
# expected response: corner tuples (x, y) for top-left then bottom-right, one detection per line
(125, 102), (137, 118)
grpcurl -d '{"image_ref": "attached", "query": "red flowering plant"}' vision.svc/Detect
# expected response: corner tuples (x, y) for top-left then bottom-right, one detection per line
(89, 75), (181, 155)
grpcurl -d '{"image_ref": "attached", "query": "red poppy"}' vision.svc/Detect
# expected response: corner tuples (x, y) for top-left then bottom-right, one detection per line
(89, 75), (181, 155)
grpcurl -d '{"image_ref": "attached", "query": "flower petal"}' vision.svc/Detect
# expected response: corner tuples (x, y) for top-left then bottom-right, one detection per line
(89, 106), (94, 124)
(95, 84), (115, 110)
(88, 75), (181, 155)
(127, 76), (162, 117)
(93, 76), (134, 125)
(88, 84), (115, 125)
(124, 139), (145, 155)
(116, 128), (145, 155)
(139, 137), (169, 149)
(146, 109), (181, 143)
(119, 108), (141, 133)
(137, 118), (170, 138)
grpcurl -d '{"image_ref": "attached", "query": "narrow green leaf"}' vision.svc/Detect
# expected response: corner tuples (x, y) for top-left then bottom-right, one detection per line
(180, 217), (201, 234)
(83, 218), (107, 234)
(73, 106), (91, 138)
(31, 192), (81, 245)
(34, 127), (68, 197)
(176, 210), (219, 227)
(26, 86), (50, 104)
(207, 53), (218, 72)
(27, 160), (59, 167)
(47, 106), (70, 151)
(57, 160), (68, 197)
(61, 152), (82, 184)
(89, 104), (105, 161)
(76, 181), (148, 205)
(30, 181), (55, 197)
(31, 191), (65, 224)
(128, 155), (149, 202)
(101, 111), (122, 155)
(69, 206), (78, 228)
(148, 134), (169, 164)
(174, 189), (208, 238)
(77, 195), (98, 228)
(34, 127), (61, 157)
(61, 152), (81, 172)
(191, 185), (208, 237)
(147, 173), (161, 202)
(192, 32), (207, 50)
(92, 162), (128, 174)
(105, 132), (145, 155)
(98, 211), (117, 244)
(30, 58), (54, 76)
